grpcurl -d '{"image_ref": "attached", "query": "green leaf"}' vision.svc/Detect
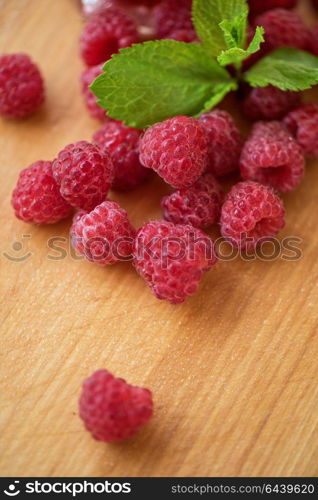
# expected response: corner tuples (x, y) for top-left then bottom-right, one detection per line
(218, 26), (264, 67)
(192, 0), (249, 56)
(91, 40), (237, 129)
(244, 48), (318, 91)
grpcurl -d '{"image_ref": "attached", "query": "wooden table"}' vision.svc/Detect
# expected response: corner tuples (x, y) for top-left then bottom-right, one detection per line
(1, 0), (317, 478)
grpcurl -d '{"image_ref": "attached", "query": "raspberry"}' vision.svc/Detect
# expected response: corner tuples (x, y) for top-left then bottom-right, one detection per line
(139, 116), (208, 189)
(52, 141), (114, 211)
(80, 64), (107, 121)
(93, 120), (151, 191)
(242, 85), (301, 121)
(133, 220), (218, 304)
(254, 9), (310, 53)
(248, 0), (297, 18)
(161, 173), (224, 229)
(198, 110), (243, 177)
(71, 200), (135, 265)
(166, 29), (199, 43)
(79, 370), (153, 442)
(80, 7), (138, 65)
(309, 25), (318, 56)
(220, 181), (286, 250)
(240, 121), (305, 193)
(0, 53), (44, 119)
(11, 161), (72, 224)
(283, 103), (318, 157)
(153, 0), (193, 38)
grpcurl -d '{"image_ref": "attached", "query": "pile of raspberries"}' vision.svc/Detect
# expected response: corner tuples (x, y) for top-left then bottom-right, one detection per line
(2, 0), (318, 443)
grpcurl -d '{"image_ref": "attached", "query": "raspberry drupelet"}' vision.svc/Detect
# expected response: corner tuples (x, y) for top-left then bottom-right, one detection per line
(248, 0), (297, 18)
(71, 200), (136, 265)
(220, 181), (286, 251)
(11, 161), (72, 224)
(152, 0), (193, 39)
(133, 220), (218, 304)
(52, 141), (114, 211)
(253, 9), (310, 53)
(0, 53), (44, 119)
(80, 6), (138, 66)
(198, 110), (243, 177)
(283, 103), (318, 157)
(93, 120), (151, 191)
(161, 173), (224, 229)
(240, 121), (305, 193)
(80, 64), (106, 121)
(242, 86), (301, 121)
(79, 370), (153, 442)
(139, 116), (209, 189)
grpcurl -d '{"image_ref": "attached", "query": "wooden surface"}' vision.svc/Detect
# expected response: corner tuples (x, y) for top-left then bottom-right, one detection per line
(1, 0), (318, 478)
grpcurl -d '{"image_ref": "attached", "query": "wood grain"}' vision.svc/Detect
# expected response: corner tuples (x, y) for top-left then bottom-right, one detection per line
(0, 0), (317, 478)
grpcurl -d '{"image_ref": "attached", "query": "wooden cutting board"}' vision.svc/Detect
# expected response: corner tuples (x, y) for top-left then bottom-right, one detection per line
(1, 0), (317, 478)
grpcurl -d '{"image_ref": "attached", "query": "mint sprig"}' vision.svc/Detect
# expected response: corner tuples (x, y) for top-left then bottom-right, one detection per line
(91, 0), (318, 129)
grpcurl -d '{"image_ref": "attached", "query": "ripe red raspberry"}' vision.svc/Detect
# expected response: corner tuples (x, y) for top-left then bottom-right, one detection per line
(153, 0), (193, 38)
(71, 200), (135, 265)
(80, 64), (107, 121)
(80, 7), (138, 65)
(254, 9), (310, 53)
(242, 85), (301, 121)
(11, 161), (72, 224)
(283, 103), (318, 157)
(309, 25), (318, 56)
(79, 370), (153, 442)
(0, 53), (44, 119)
(166, 29), (199, 43)
(139, 116), (208, 189)
(248, 0), (297, 18)
(52, 141), (114, 211)
(93, 120), (151, 191)
(133, 220), (218, 304)
(198, 110), (243, 177)
(240, 121), (305, 193)
(220, 181), (285, 251)
(161, 173), (224, 229)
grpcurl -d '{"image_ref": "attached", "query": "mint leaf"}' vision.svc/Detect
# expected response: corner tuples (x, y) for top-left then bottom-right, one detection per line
(91, 40), (237, 128)
(218, 26), (264, 67)
(244, 48), (318, 91)
(192, 0), (249, 56)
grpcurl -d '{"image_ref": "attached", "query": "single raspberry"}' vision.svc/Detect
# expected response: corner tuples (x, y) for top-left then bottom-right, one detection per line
(80, 64), (107, 121)
(71, 200), (135, 265)
(240, 121), (305, 193)
(161, 173), (224, 229)
(254, 9), (310, 53)
(80, 7), (138, 65)
(283, 103), (318, 157)
(133, 220), (217, 304)
(153, 0), (193, 38)
(93, 120), (151, 191)
(248, 0), (297, 18)
(52, 141), (114, 211)
(166, 29), (199, 43)
(139, 116), (208, 189)
(11, 161), (72, 224)
(198, 110), (243, 177)
(79, 370), (153, 442)
(309, 25), (318, 56)
(242, 85), (301, 121)
(0, 53), (44, 119)
(220, 181), (286, 251)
